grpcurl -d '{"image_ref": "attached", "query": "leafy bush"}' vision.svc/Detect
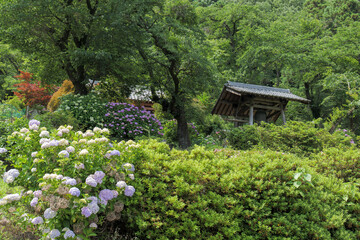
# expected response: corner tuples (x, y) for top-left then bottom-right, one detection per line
(13, 70), (54, 108)
(0, 120), (138, 239)
(47, 80), (74, 112)
(2, 95), (25, 111)
(104, 102), (163, 140)
(227, 125), (259, 150)
(34, 111), (81, 131)
(0, 117), (28, 147)
(227, 121), (354, 155)
(312, 147), (360, 184)
(124, 140), (360, 239)
(57, 93), (107, 129)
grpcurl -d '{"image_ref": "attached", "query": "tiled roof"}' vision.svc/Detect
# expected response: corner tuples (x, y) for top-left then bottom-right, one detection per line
(226, 81), (310, 103)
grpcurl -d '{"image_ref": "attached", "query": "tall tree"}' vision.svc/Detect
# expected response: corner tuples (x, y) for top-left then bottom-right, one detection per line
(127, 0), (214, 148)
(0, 0), (132, 94)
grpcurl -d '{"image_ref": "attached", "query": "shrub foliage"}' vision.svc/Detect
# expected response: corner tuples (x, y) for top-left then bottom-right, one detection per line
(123, 140), (360, 239)
(47, 80), (74, 112)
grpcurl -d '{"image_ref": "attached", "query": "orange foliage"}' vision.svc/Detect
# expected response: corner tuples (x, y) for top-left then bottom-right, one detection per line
(13, 70), (54, 107)
(47, 80), (75, 112)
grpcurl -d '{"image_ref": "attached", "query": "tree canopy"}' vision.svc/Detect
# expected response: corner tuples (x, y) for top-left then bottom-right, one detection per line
(1, 0), (360, 146)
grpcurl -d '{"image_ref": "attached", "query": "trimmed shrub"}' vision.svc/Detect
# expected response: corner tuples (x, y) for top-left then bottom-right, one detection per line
(227, 124), (259, 150)
(104, 102), (163, 140)
(123, 140), (360, 239)
(227, 121), (354, 155)
(47, 80), (74, 112)
(57, 93), (107, 129)
(34, 110), (81, 131)
(312, 147), (360, 183)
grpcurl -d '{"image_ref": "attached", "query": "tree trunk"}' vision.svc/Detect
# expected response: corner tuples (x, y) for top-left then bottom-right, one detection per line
(304, 82), (321, 118)
(65, 62), (89, 95)
(174, 106), (191, 149)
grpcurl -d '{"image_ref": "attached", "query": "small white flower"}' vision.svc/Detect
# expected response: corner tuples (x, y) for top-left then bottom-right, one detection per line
(31, 168), (37, 173)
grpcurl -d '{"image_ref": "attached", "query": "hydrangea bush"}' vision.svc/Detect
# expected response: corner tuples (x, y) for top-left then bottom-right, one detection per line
(57, 93), (107, 129)
(104, 102), (163, 140)
(0, 119), (140, 239)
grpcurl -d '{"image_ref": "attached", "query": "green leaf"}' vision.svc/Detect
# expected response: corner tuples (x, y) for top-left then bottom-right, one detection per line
(294, 172), (302, 180)
(293, 181), (301, 188)
(304, 174), (312, 182)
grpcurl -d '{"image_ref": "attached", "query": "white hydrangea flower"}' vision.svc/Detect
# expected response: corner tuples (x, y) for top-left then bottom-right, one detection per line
(39, 131), (49, 138)
(79, 149), (89, 155)
(20, 128), (29, 133)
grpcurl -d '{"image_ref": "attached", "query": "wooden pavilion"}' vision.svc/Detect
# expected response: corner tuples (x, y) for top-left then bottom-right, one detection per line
(212, 81), (310, 126)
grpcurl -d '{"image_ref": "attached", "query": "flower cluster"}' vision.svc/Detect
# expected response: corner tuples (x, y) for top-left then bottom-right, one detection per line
(1, 120), (138, 239)
(104, 102), (163, 140)
(57, 93), (107, 128)
(3, 169), (20, 184)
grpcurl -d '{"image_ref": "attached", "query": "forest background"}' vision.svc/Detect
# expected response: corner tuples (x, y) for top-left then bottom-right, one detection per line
(0, 0), (360, 147)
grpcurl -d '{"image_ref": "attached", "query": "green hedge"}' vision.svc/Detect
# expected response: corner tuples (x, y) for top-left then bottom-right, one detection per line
(227, 121), (354, 155)
(312, 147), (360, 184)
(123, 140), (360, 239)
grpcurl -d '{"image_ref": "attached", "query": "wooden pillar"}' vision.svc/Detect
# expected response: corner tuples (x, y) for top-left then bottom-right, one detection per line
(249, 105), (254, 125)
(280, 103), (286, 124)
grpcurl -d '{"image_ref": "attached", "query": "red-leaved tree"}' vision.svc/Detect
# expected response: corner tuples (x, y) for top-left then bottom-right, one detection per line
(13, 70), (54, 107)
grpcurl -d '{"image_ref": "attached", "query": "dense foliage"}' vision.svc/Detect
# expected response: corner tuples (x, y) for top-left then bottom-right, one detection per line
(227, 121), (355, 155)
(122, 140), (360, 239)
(57, 93), (107, 129)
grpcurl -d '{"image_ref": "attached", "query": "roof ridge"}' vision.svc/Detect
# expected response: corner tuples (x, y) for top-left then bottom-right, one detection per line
(227, 81), (291, 93)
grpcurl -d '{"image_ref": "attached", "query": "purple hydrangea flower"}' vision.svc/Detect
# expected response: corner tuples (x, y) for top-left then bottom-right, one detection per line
(122, 163), (135, 172)
(0, 148), (7, 154)
(66, 146), (75, 153)
(124, 186), (135, 197)
(88, 202), (100, 214)
(30, 197), (38, 207)
(63, 178), (77, 186)
(49, 140), (59, 147)
(85, 176), (97, 187)
(64, 229), (75, 239)
(29, 119), (40, 127)
(31, 216), (44, 224)
(112, 190), (119, 198)
(81, 207), (92, 218)
(75, 163), (85, 170)
(99, 189), (114, 201)
(93, 171), (105, 184)
(49, 229), (60, 239)
(58, 150), (69, 158)
(3, 169), (20, 183)
(87, 196), (98, 203)
(69, 187), (81, 197)
(33, 190), (42, 198)
(44, 208), (57, 219)
(110, 150), (120, 156)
